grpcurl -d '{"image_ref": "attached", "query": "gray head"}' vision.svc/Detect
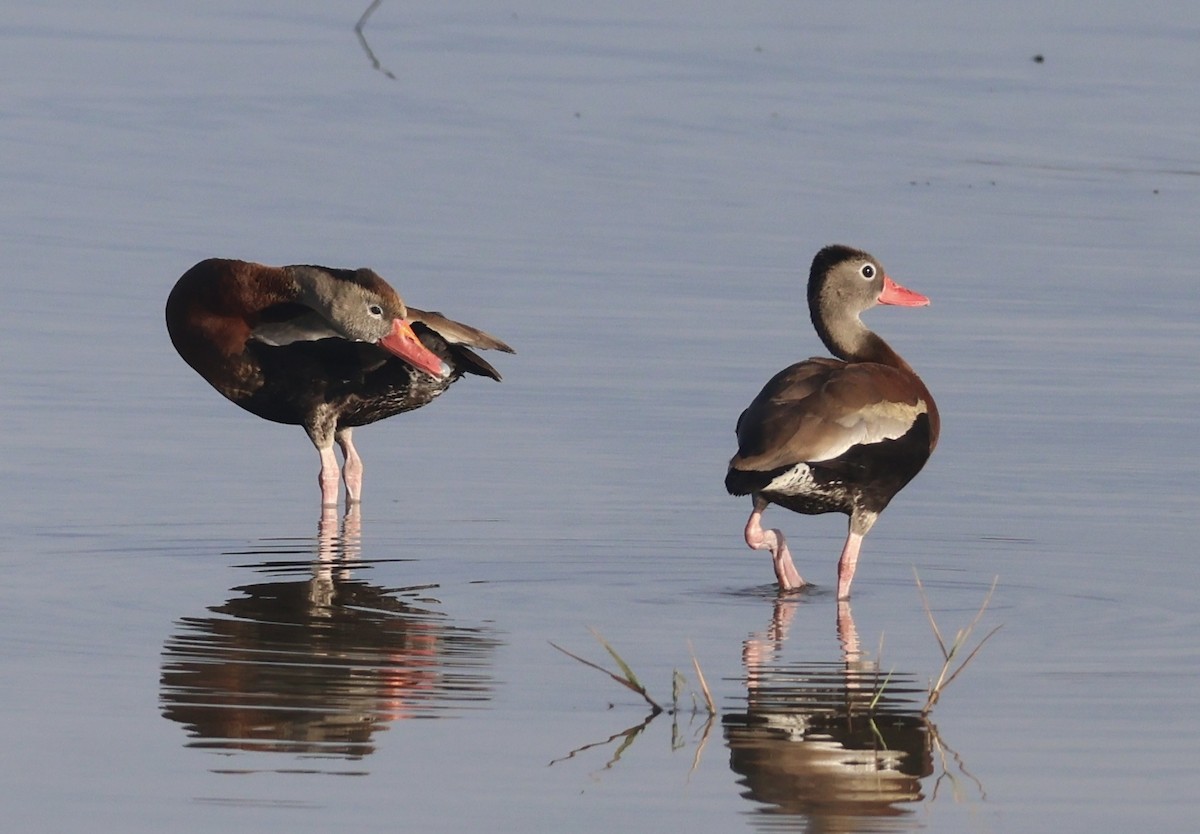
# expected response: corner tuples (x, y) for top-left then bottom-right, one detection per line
(279, 264), (448, 379)
(286, 265), (408, 343)
(806, 245), (928, 361)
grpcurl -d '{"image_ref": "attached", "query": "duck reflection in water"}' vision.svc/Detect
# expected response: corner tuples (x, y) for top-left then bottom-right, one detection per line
(160, 507), (501, 768)
(724, 600), (933, 829)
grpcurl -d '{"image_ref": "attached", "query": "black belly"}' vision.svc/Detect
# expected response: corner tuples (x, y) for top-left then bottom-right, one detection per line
(237, 338), (455, 430)
(727, 414), (934, 518)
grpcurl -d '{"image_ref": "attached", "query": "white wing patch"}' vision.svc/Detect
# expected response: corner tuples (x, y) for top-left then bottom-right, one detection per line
(251, 313), (341, 346)
(808, 398), (928, 462)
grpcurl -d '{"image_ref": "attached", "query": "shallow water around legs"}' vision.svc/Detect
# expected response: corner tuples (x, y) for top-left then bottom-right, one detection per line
(3, 2), (1199, 832)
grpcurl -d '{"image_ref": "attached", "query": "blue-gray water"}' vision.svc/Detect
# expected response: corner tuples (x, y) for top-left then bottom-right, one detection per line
(3, 2), (1198, 832)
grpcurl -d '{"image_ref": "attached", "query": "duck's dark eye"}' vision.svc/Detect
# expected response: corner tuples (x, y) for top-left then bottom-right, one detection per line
(859, 263), (876, 280)
(368, 304), (384, 317)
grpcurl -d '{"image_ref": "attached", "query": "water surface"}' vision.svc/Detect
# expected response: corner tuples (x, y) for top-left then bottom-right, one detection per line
(2, 2), (1198, 832)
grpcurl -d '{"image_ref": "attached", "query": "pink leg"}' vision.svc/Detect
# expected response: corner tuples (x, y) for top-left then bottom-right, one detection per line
(744, 498), (804, 591)
(836, 530), (865, 600)
(317, 445), (340, 508)
(336, 429), (364, 503)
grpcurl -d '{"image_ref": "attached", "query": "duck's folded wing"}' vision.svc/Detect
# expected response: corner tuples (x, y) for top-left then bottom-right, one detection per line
(732, 360), (929, 472)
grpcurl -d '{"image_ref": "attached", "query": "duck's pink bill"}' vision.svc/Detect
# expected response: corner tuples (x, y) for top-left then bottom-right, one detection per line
(878, 275), (929, 307)
(378, 318), (451, 379)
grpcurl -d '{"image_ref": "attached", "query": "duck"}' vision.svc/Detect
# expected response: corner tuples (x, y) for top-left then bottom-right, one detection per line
(166, 258), (513, 507)
(725, 245), (939, 598)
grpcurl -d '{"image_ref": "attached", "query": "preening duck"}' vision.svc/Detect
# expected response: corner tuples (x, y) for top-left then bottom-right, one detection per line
(166, 258), (513, 507)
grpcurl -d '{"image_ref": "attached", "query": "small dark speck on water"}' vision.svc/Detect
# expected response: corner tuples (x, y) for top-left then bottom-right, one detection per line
(1032, 53), (1045, 63)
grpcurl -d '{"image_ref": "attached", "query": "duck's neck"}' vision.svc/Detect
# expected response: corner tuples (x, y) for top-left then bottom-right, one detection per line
(285, 266), (333, 312)
(812, 307), (911, 371)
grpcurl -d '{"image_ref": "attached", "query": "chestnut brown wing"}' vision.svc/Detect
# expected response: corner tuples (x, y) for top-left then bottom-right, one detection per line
(732, 359), (930, 473)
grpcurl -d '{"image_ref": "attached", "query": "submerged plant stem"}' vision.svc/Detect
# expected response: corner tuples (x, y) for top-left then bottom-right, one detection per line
(550, 632), (663, 714)
(915, 571), (1002, 715)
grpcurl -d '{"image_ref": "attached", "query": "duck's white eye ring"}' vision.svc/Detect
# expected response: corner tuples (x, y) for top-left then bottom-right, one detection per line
(859, 263), (876, 280)
(368, 304), (384, 317)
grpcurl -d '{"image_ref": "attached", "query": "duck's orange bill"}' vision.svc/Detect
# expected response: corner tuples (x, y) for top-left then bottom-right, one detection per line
(378, 318), (450, 379)
(878, 275), (930, 307)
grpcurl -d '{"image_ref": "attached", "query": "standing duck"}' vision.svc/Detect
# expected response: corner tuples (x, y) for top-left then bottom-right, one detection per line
(166, 258), (513, 507)
(725, 245), (939, 598)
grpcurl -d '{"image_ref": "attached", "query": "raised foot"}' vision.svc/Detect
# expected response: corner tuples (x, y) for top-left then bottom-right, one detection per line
(745, 507), (805, 591)
(770, 534), (805, 591)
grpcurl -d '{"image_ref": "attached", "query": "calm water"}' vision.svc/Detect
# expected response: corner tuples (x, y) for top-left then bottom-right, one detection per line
(3, 2), (1198, 832)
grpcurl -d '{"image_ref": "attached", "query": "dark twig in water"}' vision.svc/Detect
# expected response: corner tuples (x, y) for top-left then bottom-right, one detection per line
(355, 0), (397, 80)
